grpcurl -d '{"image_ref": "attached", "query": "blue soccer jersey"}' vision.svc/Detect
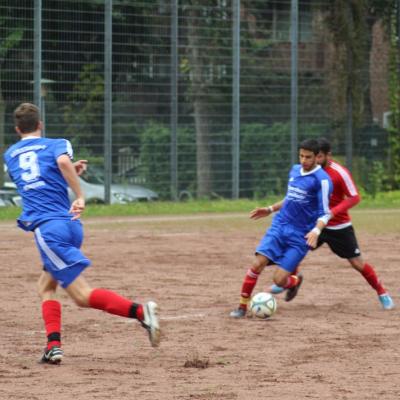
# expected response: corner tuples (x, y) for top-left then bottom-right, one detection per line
(4, 137), (74, 231)
(255, 164), (332, 272)
(275, 164), (332, 233)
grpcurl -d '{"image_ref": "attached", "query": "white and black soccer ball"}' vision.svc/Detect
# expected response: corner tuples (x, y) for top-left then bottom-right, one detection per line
(250, 292), (277, 319)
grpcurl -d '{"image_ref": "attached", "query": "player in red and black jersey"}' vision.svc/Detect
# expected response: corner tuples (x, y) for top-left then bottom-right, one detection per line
(271, 138), (394, 310)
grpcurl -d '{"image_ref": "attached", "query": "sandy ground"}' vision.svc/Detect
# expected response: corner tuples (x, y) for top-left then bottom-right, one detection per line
(0, 213), (399, 400)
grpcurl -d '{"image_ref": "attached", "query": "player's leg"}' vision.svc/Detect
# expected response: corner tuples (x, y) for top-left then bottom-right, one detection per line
(273, 267), (302, 294)
(348, 256), (394, 310)
(35, 219), (160, 347)
(272, 267), (301, 292)
(65, 275), (160, 347)
(230, 253), (270, 318)
(231, 222), (286, 317)
(324, 226), (394, 310)
(269, 265), (301, 295)
(274, 228), (310, 302)
(37, 271), (63, 364)
(268, 232), (325, 295)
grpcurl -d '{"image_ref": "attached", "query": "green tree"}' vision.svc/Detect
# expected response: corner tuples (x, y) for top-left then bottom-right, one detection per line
(388, 3), (400, 187)
(326, 1), (396, 147)
(182, 1), (232, 198)
(0, 6), (24, 186)
(63, 64), (104, 152)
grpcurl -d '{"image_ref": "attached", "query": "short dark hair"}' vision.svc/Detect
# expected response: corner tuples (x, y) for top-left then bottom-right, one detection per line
(14, 103), (41, 134)
(299, 138), (320, 155)
(317, 137), (331, 154)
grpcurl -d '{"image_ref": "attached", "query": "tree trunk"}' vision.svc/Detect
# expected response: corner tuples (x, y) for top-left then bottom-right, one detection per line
(360, 17), (377, 128)
(193, 98), (212, 197)
(187, 2), (212, 198)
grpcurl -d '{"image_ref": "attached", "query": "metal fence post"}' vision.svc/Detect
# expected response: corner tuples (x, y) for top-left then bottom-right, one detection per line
(345, 3), (353, 171)
(290, 0), (298, 165)
(34, 0), (42, 130)
(170, 0), (178, 200)
(104, 0), (112, 204)
(232, 0), (240, 199)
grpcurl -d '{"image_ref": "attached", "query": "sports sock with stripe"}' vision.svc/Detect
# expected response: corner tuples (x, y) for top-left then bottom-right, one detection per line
(42, 300), (61, 350)
(239, 268), (260, 310)
(89, 288), (144, 320)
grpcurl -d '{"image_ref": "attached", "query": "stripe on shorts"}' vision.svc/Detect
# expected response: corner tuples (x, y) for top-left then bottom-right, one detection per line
(34, 227), (67, 270)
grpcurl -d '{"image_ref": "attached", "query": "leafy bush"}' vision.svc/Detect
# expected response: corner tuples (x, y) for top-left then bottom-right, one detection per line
(138, 122), (196, 199)
(138, 121), (332, 199)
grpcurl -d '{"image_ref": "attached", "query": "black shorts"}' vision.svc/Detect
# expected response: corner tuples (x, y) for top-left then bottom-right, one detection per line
(316, 225), (361, 259)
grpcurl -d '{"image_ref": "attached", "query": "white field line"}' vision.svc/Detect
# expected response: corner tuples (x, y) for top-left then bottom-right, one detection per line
(70, 208), (400, 226)
(121, 313), (206, 323)
(16, 313), (207, 336)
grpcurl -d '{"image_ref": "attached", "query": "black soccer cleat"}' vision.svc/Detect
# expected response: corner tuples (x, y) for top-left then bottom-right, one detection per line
(285, 273), (303, 302)
(39, 346), (64, 365)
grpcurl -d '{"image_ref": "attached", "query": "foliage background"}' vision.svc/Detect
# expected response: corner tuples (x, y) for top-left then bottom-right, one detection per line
(1, 0), (399, 199)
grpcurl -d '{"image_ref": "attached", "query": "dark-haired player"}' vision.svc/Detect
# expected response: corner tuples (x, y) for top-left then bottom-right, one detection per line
(230, 139), (332, 318)
(270, 138), (394, 310)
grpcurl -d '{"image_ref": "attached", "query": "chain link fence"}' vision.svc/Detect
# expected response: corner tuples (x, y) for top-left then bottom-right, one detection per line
(1, 0), (395, 201)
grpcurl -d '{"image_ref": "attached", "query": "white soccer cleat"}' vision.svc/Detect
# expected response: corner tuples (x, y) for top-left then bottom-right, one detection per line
(141, 301), (161, 347)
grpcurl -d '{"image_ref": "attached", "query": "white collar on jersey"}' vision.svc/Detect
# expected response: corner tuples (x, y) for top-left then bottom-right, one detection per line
(300, 164), (321, 176)
(21, 136), (41, 140)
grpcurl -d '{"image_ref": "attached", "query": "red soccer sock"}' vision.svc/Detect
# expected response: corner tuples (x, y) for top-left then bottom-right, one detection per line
(360, 263), (386, 295)
(283, 275), (299, 289)
(239, 268), (260, 309)
(42, 300), (61, 350)
(88, 288), (144, 320)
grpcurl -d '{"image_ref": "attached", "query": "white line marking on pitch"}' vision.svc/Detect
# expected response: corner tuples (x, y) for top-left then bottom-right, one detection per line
(160, 313), (205, 320)
(121, 313), (206, 323)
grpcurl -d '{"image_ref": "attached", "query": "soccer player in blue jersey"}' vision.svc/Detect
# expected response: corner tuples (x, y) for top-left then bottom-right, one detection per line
(4, 103), (160, 364)
(230, 139), (332, 318)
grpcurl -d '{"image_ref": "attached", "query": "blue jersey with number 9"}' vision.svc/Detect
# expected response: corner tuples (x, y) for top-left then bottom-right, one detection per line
(4, 137), (73, 231)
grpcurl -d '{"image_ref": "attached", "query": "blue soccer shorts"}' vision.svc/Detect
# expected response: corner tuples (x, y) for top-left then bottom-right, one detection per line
(34, 219), (91, 288)
(256, 221), (309, 273)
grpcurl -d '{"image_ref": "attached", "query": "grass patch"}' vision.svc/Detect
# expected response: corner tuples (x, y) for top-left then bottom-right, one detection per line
(0, 191), (399, 221)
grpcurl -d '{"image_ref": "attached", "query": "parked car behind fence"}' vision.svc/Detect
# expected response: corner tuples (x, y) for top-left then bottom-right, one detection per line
(4, 165), (158, 205)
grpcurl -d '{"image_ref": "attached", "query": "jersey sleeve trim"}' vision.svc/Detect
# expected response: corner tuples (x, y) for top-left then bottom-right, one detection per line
(321, 178), (331, 214)
(65, 139), (73, 159)
(331, 162), (358, 196)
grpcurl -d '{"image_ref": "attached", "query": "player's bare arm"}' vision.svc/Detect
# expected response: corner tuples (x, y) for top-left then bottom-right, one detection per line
(305, 218), (327, 248)
(73, 159), (88, 176)
(250, 200), (284, 220)
(57, 154), (85, 220)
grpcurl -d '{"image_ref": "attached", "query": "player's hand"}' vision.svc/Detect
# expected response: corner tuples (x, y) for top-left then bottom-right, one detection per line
(305, 230), (319, 248)
(250, 207), (272, 220)
(69, 197), (85, 220)
(73, 160), (88, 176)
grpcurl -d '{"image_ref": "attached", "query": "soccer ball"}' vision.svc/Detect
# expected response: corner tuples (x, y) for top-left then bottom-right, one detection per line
(250, 292), (277, 319)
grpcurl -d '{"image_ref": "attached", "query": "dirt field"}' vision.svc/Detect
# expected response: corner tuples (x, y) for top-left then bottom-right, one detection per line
(0, 212), (399, 400)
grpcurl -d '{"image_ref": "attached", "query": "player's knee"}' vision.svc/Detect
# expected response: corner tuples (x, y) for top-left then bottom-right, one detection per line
(38, 288), (56, 301)
(37, 283), (56, 300)
(73, 296), (89, 308)
(252, 257), (267, 272)
(252, 263), (264, 273)
(70, 291), (91, 308)
(273, 276), (287, 287)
